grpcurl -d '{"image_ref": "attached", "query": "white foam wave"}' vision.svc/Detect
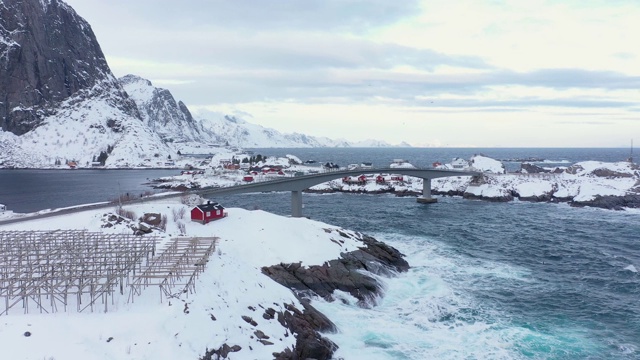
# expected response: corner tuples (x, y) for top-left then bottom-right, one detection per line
(311, 232), (607, 359)
(310, 233), (531, 359)
(539, 159), (571, 164)
(624, 265), (638, 273)
(313, 271), (520, 360)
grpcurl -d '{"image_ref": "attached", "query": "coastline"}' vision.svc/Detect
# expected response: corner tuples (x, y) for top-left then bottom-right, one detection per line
(0, 198), (408, 360)
(145, 159), (640, 212)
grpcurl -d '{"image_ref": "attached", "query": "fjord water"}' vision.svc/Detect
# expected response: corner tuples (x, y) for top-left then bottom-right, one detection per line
(224, 193), (640, 359)
(1, 148), (639, 359)
(230, 148), (640, 359)
(0, 169), (176, 213)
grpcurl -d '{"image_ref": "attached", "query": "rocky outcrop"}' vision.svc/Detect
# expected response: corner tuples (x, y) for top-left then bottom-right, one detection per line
(565, 164), (584, 175)
(272, 301), (337, 360)
(517, 192), (553, 202)
(200, 300), (337, 360)
(520, 163), (548, 173)
(591, 168), (635, 178)
(463, 192), (514, 202)
(571, 194), (640, 210)
(259, 233), (408, 360)
(262, 234), (409, 307)
(0, 0), (138, 135)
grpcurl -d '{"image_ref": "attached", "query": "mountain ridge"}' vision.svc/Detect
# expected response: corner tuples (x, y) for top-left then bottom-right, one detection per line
(0, 0), (410, 169)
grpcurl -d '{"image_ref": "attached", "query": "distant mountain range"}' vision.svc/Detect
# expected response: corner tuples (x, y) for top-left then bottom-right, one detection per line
(0, 0), (408, 168)
(121, 74), (409, 149)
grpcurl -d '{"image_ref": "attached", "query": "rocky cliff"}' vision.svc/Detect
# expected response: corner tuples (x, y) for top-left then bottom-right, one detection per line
(119, 74), (210, 144)
(262, 232), (410, 359)
(0, 0), (139, 135)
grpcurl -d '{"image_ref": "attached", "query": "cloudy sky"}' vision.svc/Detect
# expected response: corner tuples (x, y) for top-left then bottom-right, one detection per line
(64, 0), (639, 147)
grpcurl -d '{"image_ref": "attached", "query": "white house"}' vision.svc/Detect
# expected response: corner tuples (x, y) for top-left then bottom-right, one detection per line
(451, 157), (469, 169)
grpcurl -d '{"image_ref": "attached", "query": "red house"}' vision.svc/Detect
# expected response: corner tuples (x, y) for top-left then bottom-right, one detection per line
(191, 201), (227, 224)
(342, 175), (367, 185)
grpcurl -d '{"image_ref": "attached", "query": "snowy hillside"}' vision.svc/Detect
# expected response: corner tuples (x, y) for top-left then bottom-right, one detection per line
(0, 197), (403, 359)
(0, 78), (172, 168)
(351, 139), (408, 147)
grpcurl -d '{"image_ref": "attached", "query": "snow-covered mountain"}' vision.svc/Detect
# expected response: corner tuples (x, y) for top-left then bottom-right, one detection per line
(197, 112), (409, 148)
(1, 0), (121, 135)
(119, 75), (207, 144)
(0, 79), (173, 168)
(351, 139), (411, 148)
(197, 113), (349, 148)
(0, 0), (175, 168)
(0, 0), (409, 168)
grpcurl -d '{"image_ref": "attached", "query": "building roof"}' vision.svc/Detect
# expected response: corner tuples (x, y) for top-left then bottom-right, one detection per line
(195, 202), (225, 212)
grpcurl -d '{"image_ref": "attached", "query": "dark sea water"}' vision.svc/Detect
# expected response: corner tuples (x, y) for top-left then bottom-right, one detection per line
(215, 193), (640, 359)
(250, 147), (632, 172)
(0, 169), (176, 213)
(1, 148), (638, 359)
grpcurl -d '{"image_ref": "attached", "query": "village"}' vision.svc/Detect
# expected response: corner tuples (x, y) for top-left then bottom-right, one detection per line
(149, 151), (640, 211)
(151, 153), (422, 192)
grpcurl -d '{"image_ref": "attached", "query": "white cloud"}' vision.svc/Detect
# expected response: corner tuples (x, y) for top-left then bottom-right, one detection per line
(63, 0), (640, 147)
(377, 0), (640, 74)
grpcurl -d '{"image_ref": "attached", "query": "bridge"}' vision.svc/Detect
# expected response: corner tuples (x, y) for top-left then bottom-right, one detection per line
(193, 167), (480, 217)
(0, 167), (480, 226)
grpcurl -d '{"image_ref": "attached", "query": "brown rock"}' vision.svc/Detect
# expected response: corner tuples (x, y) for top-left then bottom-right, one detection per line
(141, 213), (162, 226)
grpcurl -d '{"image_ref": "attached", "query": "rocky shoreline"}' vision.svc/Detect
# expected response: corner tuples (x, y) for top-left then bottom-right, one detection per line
(310, 186), (640, 210)
(202, 299), (337, 360)
(197, 230), (409, 360)
(257, 232), (410, 360)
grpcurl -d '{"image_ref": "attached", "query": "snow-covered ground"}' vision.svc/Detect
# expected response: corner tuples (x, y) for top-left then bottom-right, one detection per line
(0, 198), (368, 360)
(447, 157), (640, 203)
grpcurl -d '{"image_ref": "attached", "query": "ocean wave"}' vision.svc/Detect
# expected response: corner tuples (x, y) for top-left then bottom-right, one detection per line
(310, 232), (610, 359)
(538, 159), (571, 164)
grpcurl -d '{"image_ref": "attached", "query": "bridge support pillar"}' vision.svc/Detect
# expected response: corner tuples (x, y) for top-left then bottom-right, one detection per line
(417, 178), (437, 204)
(291, 190), (303, 217)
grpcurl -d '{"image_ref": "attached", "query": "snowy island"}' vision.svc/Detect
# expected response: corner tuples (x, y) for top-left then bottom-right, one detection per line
(150, 153), (640, 211)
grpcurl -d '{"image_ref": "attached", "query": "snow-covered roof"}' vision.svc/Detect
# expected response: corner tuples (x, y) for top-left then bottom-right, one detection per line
(195, 202), (224, 211)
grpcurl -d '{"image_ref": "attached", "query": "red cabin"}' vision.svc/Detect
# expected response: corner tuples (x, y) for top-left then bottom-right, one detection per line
(342, 175), (367, 185)
(243, 175), (254, 182)
(191, 201), (227, 224)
